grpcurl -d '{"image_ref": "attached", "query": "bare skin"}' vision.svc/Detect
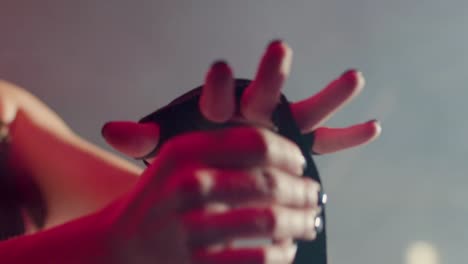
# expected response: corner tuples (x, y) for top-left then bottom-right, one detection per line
(0, 40), (381, 263)
(0, 80), (141, 230)
(103, 41), (381, 159)
(101, 40), (382, 263)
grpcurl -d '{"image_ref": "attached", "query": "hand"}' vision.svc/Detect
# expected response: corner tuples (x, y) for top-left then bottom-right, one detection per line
(106, 126), (322, 264)
(100, 40), (382, 263)
(101, 40), (381, 159)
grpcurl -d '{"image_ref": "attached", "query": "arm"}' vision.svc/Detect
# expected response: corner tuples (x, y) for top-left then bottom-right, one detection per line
(0, 80), (141, 230)
(0, 208), (110, 264)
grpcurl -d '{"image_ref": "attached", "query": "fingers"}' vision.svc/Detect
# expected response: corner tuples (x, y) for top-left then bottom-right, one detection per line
(241, 40), (293, 126)
(291, 69), (365, 133)
(199, 61), (235, 123)
(185, 205), (320, 246)
(193, 244), (297, 264)
(101, 121), (160, 158)
(312, 119), (382, 154)
(158, 127), (305, 177)
(166, 166), (321, 211)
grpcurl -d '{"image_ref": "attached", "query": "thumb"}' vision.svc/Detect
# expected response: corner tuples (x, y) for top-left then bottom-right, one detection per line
(101, 121), (159, 159)
(0, 87), (19, 125)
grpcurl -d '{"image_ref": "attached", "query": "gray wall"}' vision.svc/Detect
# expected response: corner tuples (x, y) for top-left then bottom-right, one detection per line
(1, 0), (466, 263)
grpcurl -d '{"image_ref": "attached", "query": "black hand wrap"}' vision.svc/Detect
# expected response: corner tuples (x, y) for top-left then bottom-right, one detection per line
(138, 79), (327, 264)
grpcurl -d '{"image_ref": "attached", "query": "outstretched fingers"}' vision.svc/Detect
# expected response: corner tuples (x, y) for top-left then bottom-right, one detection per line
(312, 119), (381, 154)
(291, 69), (365, 133)
(199, 61), (235, 123)
(241, 40), (293, 126)
(102, 60), (235, 159)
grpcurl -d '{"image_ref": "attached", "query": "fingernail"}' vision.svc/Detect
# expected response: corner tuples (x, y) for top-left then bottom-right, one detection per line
(208, 60), (232, 83)
(368, 119), (382, 136)
(342, 68), (363, 79)
(211, 60), (228, 70)
(208, 60), (232, 84)
(370, 118), (381, 126)
(340, 69), (364, 89)
(341, 68), (359, 76)
(268, 39), (283, 48)
(212, 60), (227, 66)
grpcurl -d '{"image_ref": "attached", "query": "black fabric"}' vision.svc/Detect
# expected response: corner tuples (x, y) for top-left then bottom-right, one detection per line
(139, 79), (327, 264)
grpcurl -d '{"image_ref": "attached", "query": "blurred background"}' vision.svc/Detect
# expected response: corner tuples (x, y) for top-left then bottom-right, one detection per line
(0, 0), (466, 263)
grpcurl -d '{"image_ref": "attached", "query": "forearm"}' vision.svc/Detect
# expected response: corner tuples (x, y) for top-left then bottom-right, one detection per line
(0, 80), (143, 228)
(0, 208), (111, 264)
(10, 111), (142, 228)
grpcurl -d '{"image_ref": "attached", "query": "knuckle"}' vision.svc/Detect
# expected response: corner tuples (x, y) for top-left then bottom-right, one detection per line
(243, 127), (273, 158)
(304, 177), (320, 191)
(257, 247), (268, 264)
(157, 134), (190, 163)
(307, 179), (321, 205)
(178, 170), (201, 195)
(158, 138), (178, 160)
(258, 169), (280, 200)
(178, 167), (215, 201)
(263, 245), (292, 264)
(257, 206), (277, 235)
(193, 168), (216, 198)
